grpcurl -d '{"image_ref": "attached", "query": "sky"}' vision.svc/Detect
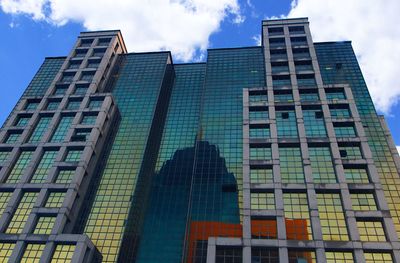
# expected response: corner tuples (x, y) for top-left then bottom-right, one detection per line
(0, 0), (399, 151)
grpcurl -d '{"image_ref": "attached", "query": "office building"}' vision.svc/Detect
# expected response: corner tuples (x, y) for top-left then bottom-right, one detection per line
(0, 17), (399, 262)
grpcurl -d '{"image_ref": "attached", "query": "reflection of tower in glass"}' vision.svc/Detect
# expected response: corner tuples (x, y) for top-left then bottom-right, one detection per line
(136, 141), (240, 263)
(187, 141), (241, 263)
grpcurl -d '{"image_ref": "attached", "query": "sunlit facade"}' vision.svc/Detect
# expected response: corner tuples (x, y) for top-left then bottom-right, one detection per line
(0, 18), (400, 262)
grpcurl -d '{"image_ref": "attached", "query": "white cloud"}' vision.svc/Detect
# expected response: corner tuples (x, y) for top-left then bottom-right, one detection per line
(252, 34), (261, 46)
(0, 0), (243, 62)
(397, 146), (400, 155)
(286, 0), (400, 114)
(0, 0), (47, 20)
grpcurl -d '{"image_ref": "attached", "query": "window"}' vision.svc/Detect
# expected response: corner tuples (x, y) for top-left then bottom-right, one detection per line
(268, 27), (283, 35)
(98, 38), (111, 46)
(80, 71), (95, 82)
(46, 100), (61, 110)
(45, 192), (66, 208)
(270, 49), (287, 60)
(80, 38), (93, 47)
(60, 73), (75, 83)
(272, 75), (291, 87)
(276, 110), (297, 138)
(251, 192), (275, 210)
(269, 37), (285, 47)
(271, 61), (289, 73)
(15, 116), (30, 127)
(295, 60), (313, 71)
(280, 147), (304, 183)
(71, 129), (91, 142)
(289, 26), (305, 34)
(0, 192), (13, 216)
(344, 166), (369, 183)
(74, 49), (87, 58)
(67, 99), (82, 110)
(334, 123), (357, 138)
(325, 252), (354, 263)
(364, 252), (393, 263)
(339, 144), (363, 160)
(357, 221), (386, 242)
(250, 166), (273, 184)
(0, 243), (15, 262)
(30, 150), (58, 183)
(299, 89), (319, 102)
(215, 247), (242, 263)
(55, 169), (75, 184)
(193, 241), (207, 263)
(21, 243), (46, 262)
(326, 89), (346, 100)
(292, 48), (310, 60)
(283, 193), (312, 240)
(351, 193), (377, 211)
(317, 193), (349, 241)
(249, 124), (270, 139)
(74, 84), (89, 95)
(25, 100), (40, 111)
(297, 74), (316, 87)
(0, 150), (11, 165)
(252, 248), (279, 262)
(7, 151), (34, 183)
(303, 109), (327, 137)
(28, 116), (52, 143)
(34, 216), (56, 234)
(288, 250), (316, 263)
(274, 90), (293, 102)
(87, 59), (101, 69)
(291, 36), (308, 46)
(6, 192), (38, 234)
(251, 220), (277, 239)
(249, 90), (268, 104)
(309, 147), (336, 183)
(53, 84), (69, 96)
(68, 60), (81, 69)
(330, 106), (351, 118)
(81, 114), (97, 125)
(51, 244), (76, 262)
(249, 109), (269, 121)
(88, 98), (103, 109)
(92, 48), (106, 57)
(50, 116), (74, 142)
(65, 149), (82, 162)
(5, 132), (21, 143)
(250, 145), (271, 160)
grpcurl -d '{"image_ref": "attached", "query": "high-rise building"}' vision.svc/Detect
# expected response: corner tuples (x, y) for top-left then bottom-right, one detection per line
(0, 17), (399, 262)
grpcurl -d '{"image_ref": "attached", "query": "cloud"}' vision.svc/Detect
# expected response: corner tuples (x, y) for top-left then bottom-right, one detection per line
(286, 0), (400, 114)
(252, 34), (261, 46)
(0, 0), (243, 62)
(0, 0), (47, 20)
(397, 146), (400, 155)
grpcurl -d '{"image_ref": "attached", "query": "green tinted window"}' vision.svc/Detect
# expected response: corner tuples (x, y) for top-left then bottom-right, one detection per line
(303, 110), (326, 137)
(51, 116), (74, 142)
(309, 147), (336, 183)
(29, 116), (52, 142)
(30, 151), (58, 183)
(7, 151), (34, 183)
(280, 147), (304, 183)
(276, 110), (297, 138)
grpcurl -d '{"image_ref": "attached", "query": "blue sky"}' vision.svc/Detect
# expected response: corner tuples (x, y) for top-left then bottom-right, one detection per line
(0, 0), (399, 149)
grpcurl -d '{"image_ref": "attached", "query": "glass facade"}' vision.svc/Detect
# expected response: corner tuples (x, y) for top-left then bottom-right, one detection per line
(0, 18), (399, 263)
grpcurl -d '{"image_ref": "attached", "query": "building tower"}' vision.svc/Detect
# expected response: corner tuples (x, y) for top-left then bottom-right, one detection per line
(0, 18), (399, 262)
